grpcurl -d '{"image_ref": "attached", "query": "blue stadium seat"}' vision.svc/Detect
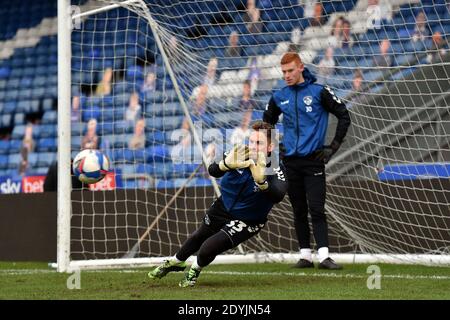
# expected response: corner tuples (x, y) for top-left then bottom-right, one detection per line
(0, 155), (8, 170)
(251, 110), (264, 121)
(16, 99), (40, 114)
(100, 108), (115, 122)
(112, 134), (132, 148)
(113, 120), (134, 134)
(16, 100), (29, 113)
(14, 113), (25, 126)
(99, 134), (115, 148)
(145, 115), (183, 131)
(45, 85), (57, 99)
(71, 122), (85, 136)
(42, 98), (54, 111)
(0, 68), (10, 80)
(112, 107), (126, 121)
(71, 136), (82, 150)
(136, 163), (151, 175)
(207, 98), (230, 113)
(119, 149), (134, 163)
(113, 91), (131, 106)
(145, 145), (170, 162)
(32, 76), (47, 88)
(6, 68), (24, 78)
(117, 164), (136, 176)
(0, 140), (9, 154)
(126, 65), (145, 82)
(32, 125), (40, 139)
(9, 139), (22, 154)
(112, 148), (126, 163)
(155, 179), (175, 189)
(150, 102), (182, 116)
(98, 121), (114, 135)
(28, 153), (38, 168)
(173, 178), (192, 188)
(193, 178), (212, 187)
(39, 124), (57, 138)
(8, 153), (22, 169)
(172, 163), (201, 178)
(81, 106), (101, 122)
(31, 87), (45, 99)
(151, 90), (178, 104)
(147, 131), (166, 144)
(152, 163), (175, 179)
(35, 66), (49, 76)
(3, 101), (17, 113)
(0, 114), (12, 128)
(6, 78), (20, 89)
(115, 148), (144, 163)
(37, 138), (57, 152)
(36, 55), (50, 67)
(11, 125), (26, 139)
(37, 152), (56, 167)
(28, 167), (49, 176)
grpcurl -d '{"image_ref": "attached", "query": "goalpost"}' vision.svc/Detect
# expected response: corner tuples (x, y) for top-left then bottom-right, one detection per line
(57, 0), (450, 272)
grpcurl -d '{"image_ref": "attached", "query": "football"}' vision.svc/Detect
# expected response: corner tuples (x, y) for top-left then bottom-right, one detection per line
(73, 149), (110, 184)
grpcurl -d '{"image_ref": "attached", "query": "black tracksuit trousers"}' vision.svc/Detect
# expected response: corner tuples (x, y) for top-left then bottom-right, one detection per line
(283, 156), (329, 249)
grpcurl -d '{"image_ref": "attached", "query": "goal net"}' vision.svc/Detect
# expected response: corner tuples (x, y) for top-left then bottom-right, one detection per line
(60, 0), (450, 271)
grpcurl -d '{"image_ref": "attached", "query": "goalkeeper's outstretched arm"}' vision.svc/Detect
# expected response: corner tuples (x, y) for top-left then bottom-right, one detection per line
(264, 165), (288, 204)
(208, 161), (226, 178)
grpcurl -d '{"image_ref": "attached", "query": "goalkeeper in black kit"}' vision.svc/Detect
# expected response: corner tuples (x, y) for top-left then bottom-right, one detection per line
(148, 121), (287, 287)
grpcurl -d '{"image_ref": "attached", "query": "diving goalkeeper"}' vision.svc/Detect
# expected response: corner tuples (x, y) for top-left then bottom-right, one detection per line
(148, 121), (287, 287)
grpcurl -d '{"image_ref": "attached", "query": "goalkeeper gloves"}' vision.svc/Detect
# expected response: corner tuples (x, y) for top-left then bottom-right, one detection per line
(219, 145), (252, 171)
(313, 140), (341, 164)
(249, 151), (269, 191)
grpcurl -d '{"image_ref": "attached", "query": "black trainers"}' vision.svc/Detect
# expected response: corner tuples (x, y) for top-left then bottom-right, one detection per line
(293, 259), (314, 268)
(318, 258), (342, 270)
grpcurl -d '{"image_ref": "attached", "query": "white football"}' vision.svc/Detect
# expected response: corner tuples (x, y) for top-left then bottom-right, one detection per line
(73, 149), (110, 184)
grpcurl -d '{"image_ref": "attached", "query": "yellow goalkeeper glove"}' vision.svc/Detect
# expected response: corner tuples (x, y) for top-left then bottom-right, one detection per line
(219, 145), (252, 171)
(249, 151), (268, 190)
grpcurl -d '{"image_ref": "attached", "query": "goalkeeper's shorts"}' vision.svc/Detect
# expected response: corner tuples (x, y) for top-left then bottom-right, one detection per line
(202, 198), (265, 248)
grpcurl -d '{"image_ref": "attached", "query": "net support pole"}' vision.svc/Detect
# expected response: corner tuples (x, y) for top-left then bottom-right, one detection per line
(137, 1), (222, 197)
(57, 0), (72, 273)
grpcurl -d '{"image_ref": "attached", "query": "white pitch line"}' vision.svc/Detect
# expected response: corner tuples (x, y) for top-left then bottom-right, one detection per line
(1, 269), (449, 280)
(202, 270), (450, 281)
(0, 269), (56, 275)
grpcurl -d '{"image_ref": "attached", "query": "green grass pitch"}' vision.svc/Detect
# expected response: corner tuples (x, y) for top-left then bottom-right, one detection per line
(1, 262), (449, 300)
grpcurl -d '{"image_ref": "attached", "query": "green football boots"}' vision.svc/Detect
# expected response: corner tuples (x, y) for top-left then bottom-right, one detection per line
(147, 259), (187, 280)
(179, 267), (201, 288)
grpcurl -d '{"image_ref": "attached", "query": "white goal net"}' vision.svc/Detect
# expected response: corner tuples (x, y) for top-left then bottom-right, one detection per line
(60, 0), (450, 270)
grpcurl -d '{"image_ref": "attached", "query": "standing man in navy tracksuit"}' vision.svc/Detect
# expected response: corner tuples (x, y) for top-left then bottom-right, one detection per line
(263, 52), (351, 269)
(148, 121), (287, 287)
